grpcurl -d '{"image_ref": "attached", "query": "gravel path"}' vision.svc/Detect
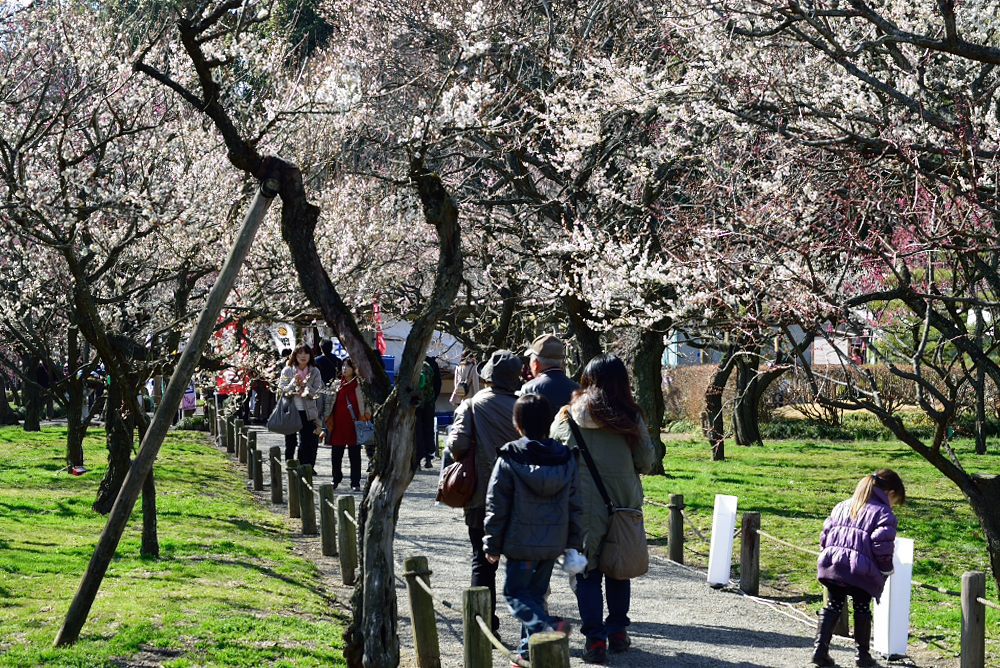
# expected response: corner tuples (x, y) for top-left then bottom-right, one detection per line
(244, 427), (946, 668)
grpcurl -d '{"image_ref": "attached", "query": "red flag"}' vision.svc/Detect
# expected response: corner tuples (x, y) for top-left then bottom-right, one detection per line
(373, 298), (387, 355)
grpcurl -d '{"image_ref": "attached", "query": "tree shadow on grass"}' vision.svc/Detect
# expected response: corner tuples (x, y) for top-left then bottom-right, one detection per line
(184, 558), (345, 611)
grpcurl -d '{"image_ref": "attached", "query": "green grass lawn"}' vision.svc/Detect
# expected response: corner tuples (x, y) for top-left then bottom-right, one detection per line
(0, 426), (345, 667)
(643, 434), (1000, 664)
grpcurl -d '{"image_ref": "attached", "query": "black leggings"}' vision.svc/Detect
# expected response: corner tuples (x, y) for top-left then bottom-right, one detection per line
(284, 410), (319, 467)
(824, 583), (872, 617)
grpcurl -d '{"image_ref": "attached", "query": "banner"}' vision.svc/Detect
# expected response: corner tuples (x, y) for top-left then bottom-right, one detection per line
(269, 323), (296, 352)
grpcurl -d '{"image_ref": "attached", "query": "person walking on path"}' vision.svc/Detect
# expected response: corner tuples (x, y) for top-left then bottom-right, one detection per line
(326, 359), (369, 491)
(278, 345), (324, 470)
(314, 339), (342, 384)
(484, 393), (583, 666)
(812, 469), (905, 668)
(520, 334), (579, 418)
(449, 350), (481, 406)
(446, 349), (522, 633)
(550, 354), (655, 665)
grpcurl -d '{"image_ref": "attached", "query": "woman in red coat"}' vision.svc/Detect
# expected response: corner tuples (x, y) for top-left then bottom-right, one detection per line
(326, 359), (368, 490)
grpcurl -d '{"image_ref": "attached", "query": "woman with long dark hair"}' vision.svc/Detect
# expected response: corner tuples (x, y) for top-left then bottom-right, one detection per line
(278, 344), (324, 470)
(550, 354), (655, 665)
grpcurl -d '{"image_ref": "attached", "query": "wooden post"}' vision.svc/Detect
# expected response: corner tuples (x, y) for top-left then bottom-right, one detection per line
(668, 493), (685, 564)
(298, 465), (317, 535)
(286, 459), (301, 518)
(206, 404), (215, 435)
(319, 483), (337, 557)
(739, 512), (760, 596)
(268, 446), (283, 504)
(246, 431), (257, 479)
(216, 417), (226, 448)
(225, 418), (236, 453)
(403, 556), (441, 668)
(54, 180), (279, 646)
(463, 587), (492, 668)
(529, 631), (570, 667)
(252, 450), (264, 491)
(961, 571), (986, 668)
(823, 588), (850, 636)
(337, 494), (357, 585)
(235, 420), (246, 463)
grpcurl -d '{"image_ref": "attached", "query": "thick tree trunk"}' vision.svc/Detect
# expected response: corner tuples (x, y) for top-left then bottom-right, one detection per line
(0, 373), (18, 425)
(345, 393), (416, 668)
(633, 328), (667, 475)
(93, 377), (134, 515)
(563, 294), (603, 370)
(703, 348), (736, 461)
(65, 326), (86, 468)
(141, 470), (159, 558)
(733, 349), (789, 448)
(968, 475), (1000, 594)
(339, 160), (462, 668)
(22, 355), (41, 432)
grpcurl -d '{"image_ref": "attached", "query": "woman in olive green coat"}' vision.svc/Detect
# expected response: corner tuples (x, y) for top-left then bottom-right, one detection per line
(550, 354), (655, 665)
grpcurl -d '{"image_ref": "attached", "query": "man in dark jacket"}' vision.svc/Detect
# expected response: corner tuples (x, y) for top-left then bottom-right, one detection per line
(446, 349), (522, 633)
(314, 339), (342, 384)
(484, 394), (583, 662)
(520, 334), (579, 418)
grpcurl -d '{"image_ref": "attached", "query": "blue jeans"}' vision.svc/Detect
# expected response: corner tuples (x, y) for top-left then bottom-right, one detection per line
(575, 569), (630, 643)
(504, 558), (556, 658)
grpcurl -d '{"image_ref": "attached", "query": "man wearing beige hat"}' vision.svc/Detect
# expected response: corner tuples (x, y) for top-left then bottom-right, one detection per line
(521, 334), (580, 419)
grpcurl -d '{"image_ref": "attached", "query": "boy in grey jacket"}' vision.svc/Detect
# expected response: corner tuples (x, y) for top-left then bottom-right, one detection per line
(484, 394), (583, 664)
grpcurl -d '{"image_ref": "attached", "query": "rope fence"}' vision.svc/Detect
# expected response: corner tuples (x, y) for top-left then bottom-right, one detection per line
(475, 613), (525, 664)
(754, 529), (820, 558)
(979, 597), (1000, 613)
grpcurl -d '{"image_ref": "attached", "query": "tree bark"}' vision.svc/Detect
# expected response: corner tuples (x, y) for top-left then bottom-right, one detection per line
(141, 470), (159, 558)
(22, 355), (41, 432)
(93, 376), (134, 515)
(968, 474), (1000, 592)
(563, 294), (603, 371)
(704, 347), (737, 461)
(633, 327), (667, 475)
(975, 365), (988, 455)
(65, 326), (86, 468)
(733, 347), (790, 448)
(344, 159), (463, 668)
(0, 372), (19, 426)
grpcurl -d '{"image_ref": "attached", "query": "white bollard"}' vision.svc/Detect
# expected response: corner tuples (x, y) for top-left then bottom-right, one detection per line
(707, 494), (739, 587)
(873, 537), (913, 658)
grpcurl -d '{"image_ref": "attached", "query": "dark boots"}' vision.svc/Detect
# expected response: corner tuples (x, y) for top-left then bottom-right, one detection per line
(853, 609), (879, 668)
(811, 608), (839, 667)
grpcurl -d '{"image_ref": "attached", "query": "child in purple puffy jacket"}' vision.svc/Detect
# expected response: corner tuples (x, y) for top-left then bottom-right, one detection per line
(812, 469), (905, 668)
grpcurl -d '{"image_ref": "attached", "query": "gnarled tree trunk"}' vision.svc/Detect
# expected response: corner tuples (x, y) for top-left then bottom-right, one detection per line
(94, 376), (134, 514)
(703, 347), (737, 461)
(633, 327), (667, 475)
(733, 349), (789, 448)
(22, 355), (42, 432)
(65, 326), (87, 468)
